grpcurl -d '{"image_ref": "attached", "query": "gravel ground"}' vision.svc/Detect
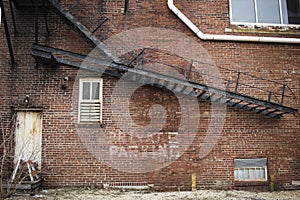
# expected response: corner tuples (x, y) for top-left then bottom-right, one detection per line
(8, 189), (300, 200)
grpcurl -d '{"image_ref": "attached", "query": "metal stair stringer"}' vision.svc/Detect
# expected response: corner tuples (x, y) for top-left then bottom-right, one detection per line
(31, 44), (298, 118)
(128, 68), (298, 118)
(46, 0), (120, 63)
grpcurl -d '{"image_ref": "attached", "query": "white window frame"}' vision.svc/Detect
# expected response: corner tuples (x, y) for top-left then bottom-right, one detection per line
(78, 78), (103, 124)
(234, 158), (268, 181)
(229, 0), (300, 27)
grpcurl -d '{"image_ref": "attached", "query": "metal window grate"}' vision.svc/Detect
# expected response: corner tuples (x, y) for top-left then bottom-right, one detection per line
(234, 158), (268, 181)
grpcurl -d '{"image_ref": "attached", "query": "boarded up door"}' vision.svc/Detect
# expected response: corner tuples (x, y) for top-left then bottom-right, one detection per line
(14, 111), (42, 169)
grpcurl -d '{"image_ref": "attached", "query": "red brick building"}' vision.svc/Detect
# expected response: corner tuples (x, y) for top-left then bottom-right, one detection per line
(0, 0), (299, 191)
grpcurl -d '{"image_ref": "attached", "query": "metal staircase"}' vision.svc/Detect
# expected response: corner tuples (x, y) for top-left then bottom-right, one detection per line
(14, 0), (296, 118)
(46, 0), (120, 63)
(31, 44), (298, 118)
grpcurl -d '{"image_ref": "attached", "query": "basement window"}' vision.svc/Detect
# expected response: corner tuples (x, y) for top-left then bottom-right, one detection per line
(78, 78), (103, 123)
(230, 0), (300, 26)
(234, 158), (268, 181)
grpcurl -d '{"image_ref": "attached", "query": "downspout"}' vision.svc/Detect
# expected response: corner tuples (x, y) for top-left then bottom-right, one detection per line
(167, 0), (300, 44)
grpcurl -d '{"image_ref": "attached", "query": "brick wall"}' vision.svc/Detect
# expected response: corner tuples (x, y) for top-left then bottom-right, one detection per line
(0, 0), (299, 190)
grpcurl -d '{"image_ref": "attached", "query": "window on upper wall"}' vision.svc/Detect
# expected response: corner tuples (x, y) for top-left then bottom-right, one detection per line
(78, 78), (103, 124)
(230, 0), (300, 26)
(234, 158), (268, 181)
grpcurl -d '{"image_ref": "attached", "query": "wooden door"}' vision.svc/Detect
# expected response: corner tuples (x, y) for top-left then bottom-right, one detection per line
(14, 111), (42, 169)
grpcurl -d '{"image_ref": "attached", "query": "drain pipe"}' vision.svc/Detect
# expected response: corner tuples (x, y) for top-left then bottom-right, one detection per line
(167, 0), (300, 44)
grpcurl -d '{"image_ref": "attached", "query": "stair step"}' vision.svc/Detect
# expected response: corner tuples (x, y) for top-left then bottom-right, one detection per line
(188, 90), (199, 97)
(137, 75), (149, 84)
(149, 77), (159, 84)
(124, 72), (137, 81)
(173, 84), (185, 93)
(266, 109), (278, 116)
(198, 93), (211, 100)
(165, 82), (176, 91)
(213, 95), (227, 104)
(206, 93), (215, 100)
(158, 79), (167, 87)
(227, 100), (243, 107)
(182, 87), (194, 95)
(255, 107), (269, 114)
(240, 103), (252, 109)
(246, 105), (261, 111)
(197, 91), (207, 98)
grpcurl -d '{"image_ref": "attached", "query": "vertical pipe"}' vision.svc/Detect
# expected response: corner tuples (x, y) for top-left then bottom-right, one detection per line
(0, 0), (15, 67)
(32, 0), (39, 44)
(226, 80), (231, 91)
(268, 92), (272, 102)
(9, 0), (17, 36)
(43, 0), (50, 37)
(125, 0), (129, 15)
(254, 0), (259, 23)
(187, 60), (193, 81)
(234, 72), (240, 93)
(279, 0), (284, 24)
(281, 84), (286, 105)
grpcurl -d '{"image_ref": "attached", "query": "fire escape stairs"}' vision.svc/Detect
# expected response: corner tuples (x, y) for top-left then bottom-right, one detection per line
(31, 44), (298, 119)
(23, 0), (297, 118)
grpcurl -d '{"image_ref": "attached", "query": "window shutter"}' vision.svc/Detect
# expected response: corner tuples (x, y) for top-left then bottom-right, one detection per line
(80, 101), (101, 122)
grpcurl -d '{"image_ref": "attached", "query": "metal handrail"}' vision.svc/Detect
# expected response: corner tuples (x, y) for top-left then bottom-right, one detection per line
(139, 49), (296, 106)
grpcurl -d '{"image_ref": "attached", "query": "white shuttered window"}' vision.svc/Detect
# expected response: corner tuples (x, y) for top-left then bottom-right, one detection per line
(79, 78), (103, 123)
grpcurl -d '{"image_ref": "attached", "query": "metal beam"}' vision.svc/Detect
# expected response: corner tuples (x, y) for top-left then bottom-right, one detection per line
(31, 48), (59, 66)
(47, 0), (119, 63)
(31, 44), (121, 78)
(1, 0), (16, 67)
(92, 17), (108, 34)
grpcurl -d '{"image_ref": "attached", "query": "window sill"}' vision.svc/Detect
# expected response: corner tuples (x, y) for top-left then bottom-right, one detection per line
(77, 122), (103, 128)
(234, 180), (269, 187)
(226, 25), (300, 35)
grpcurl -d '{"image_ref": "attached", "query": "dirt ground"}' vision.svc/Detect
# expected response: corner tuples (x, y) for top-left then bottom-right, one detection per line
(7, 188), (300, 200)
